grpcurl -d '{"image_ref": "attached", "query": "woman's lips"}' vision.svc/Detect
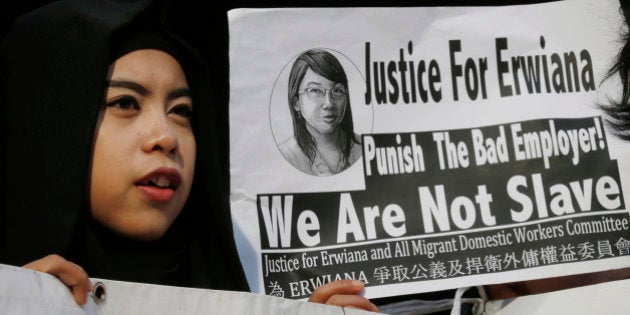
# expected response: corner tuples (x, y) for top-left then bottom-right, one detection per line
(321, 114), (337, 123)
(135, 167), (182, 202)
(137, 185), (174, 202)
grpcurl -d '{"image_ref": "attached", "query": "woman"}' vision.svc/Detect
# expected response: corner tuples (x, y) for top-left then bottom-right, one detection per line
(0, 0), (378, 311)
(279, 49), (362, 176)
(601, 0), (630, 140)
(0, 0), (249, 301)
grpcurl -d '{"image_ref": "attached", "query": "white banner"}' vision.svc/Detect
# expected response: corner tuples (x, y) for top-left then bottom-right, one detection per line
(228, 0), (630, 300)
(0, 264), (382, 315)
(5, 262), (630, 314)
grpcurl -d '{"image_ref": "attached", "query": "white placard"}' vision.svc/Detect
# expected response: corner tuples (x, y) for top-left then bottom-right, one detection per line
(229, 0), (630, 300)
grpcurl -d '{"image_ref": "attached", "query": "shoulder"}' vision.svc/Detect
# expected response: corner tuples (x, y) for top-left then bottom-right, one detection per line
(279, 137), (300, 157)
(279, 137), (312, 173)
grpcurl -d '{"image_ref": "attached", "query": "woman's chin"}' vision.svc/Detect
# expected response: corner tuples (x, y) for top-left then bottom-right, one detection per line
(125, 227), (169, 242)
(311, 124), (339, 136)
(107, 219), (172, 242)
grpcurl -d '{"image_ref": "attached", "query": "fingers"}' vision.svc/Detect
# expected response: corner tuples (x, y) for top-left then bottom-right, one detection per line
(326, 294), (380, 312)
(308, 280), (379, 312)
(308, 279), (363, 303)
(23, 254), (93, 305)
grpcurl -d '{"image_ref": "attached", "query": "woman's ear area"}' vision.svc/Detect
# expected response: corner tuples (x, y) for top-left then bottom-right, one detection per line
(292, 96), (300, 111)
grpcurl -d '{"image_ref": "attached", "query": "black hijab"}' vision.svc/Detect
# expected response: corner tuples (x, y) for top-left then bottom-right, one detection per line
(0, 0), (248, 291)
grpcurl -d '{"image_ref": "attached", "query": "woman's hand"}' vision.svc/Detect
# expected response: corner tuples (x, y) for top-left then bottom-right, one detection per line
(23, 254), (93, 305)
(308, 279), (379, 312)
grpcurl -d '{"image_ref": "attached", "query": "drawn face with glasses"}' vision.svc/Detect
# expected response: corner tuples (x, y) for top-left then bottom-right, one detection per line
(294, 68), (348, 136)
(300, 86), (347, 100)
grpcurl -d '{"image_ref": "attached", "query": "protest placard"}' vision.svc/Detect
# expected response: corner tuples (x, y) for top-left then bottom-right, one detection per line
(228, 0), (630, 300)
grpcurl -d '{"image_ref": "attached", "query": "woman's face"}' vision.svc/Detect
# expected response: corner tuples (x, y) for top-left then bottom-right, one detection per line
(294, 68), (347, 136)
(90, 49), (196, 241)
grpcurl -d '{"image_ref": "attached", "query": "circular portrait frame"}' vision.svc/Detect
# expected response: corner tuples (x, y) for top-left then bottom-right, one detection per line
(269, 48), (373, 177)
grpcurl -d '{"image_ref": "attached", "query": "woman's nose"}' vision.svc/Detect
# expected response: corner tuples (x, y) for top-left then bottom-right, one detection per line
(141, 113), (178, 154)
(321, 90), (334, 109)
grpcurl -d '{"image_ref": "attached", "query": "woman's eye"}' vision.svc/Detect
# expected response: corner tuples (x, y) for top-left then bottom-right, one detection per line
(331, 86), (347, 96)
(308, 87), (325, 97)
(169, 104), (193, 121)
(106, 96), (140, 110)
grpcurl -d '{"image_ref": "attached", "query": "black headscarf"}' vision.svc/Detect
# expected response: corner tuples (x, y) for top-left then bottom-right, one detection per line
(0, 0), (248, 291)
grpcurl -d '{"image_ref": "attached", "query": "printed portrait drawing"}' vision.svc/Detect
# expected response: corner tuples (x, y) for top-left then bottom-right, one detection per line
(277, 48), (362, 176)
